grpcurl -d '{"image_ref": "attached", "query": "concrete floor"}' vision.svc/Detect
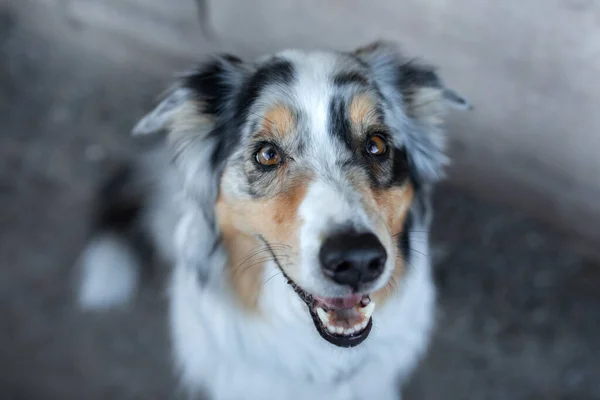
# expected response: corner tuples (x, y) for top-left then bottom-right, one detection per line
(1, 11), (599, 400)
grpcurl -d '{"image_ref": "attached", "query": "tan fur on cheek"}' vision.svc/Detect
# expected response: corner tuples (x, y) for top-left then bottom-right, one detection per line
(216, 199), (264, 312)
(373, 184), (414, 237)
(215, 178), (311, 311)
(225, 181), (308, 246)
(265, 181), (309, 246)
(369, 184), (414, 307)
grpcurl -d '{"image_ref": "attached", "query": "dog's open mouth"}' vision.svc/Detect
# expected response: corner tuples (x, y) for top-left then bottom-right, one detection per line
(287, 279), (374, 348)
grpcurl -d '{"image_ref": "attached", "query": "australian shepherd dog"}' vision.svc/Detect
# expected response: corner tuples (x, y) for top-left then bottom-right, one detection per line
(76, 41), (469, 399)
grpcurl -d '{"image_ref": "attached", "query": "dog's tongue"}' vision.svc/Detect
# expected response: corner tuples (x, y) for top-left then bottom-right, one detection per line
(314, 294), (363, 309)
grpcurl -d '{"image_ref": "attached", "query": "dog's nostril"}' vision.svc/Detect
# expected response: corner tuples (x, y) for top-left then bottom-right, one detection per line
(322, 260), (352, 278)
(368, 259), (383, 271)
(334, 261), (352, 273)
(319, 231), (387, 288)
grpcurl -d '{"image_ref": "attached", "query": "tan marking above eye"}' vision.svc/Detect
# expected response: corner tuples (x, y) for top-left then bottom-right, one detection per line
(256, 144), (281, 166)
(349, 93), (379, 127)
(262, 104), (296, 138)
(366, 135), (387, 156)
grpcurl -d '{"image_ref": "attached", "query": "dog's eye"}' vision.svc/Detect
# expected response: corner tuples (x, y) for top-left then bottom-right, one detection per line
(366, 135), (387, 156)
(255, 144), (281, 167)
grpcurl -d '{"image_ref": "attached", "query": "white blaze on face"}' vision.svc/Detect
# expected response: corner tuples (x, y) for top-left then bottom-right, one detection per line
(277, 51), (379, 297)
(297, 177), (373, 296)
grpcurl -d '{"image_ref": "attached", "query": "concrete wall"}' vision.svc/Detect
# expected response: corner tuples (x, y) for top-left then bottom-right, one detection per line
(9, 0), (600, 248)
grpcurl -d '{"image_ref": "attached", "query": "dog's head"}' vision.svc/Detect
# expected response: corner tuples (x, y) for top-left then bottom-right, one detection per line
(134, 42), (469, 348)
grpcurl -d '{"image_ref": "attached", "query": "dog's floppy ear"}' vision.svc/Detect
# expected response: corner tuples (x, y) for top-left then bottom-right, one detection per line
(132, 86), (191, 136)
(132, 54), (247, 136)
(394, 60), (471, 127)
(354, 41), (471, 126)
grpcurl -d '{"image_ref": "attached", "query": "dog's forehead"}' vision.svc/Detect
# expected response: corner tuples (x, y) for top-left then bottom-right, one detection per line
(260, 49), (369, 106)
(260, 49), (354, 79)
(246, 50), (377, 154)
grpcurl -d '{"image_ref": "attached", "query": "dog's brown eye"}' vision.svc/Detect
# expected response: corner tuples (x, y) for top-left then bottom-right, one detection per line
(256, 144), (281, 166)
(366, 135), (387, 156)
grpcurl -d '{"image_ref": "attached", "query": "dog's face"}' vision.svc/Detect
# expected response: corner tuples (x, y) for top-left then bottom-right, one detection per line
(134, 42), (468, 348)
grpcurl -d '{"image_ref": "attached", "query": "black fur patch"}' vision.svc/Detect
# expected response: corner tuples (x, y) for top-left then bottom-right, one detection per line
(93, 164), (154, 268)
(390, 146), (411, 187)
(398, 62), (440, 89)
(183, 54), (243, 116)
(95, 165), (143, 231)
(328, 96), (353, 149)
(333, 71), (369, 86)
(398, 213), (412, 265)
(235, 58), (295, 124)
(208, 120), (236, 171)
(361, 143), (407, 190)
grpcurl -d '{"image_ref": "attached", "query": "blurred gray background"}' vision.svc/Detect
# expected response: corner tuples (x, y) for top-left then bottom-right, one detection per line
(1, 1), (599, 399)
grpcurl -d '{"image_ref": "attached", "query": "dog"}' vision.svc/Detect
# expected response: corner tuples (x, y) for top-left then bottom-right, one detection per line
(75, 41), (470, 399)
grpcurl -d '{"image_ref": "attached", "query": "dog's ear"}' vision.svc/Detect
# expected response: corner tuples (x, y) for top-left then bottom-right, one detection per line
(132, 86), (191, 136)
(132, 54), (247, 136)
(354, 41), (471, 126)
(394, 60), (471, 127)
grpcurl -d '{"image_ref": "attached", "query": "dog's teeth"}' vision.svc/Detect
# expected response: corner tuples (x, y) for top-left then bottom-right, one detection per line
(359, 300), (376, 320)
(360, 296), (371, 307)
(315, 301), (375, 337)
(316, 307), (330, 325)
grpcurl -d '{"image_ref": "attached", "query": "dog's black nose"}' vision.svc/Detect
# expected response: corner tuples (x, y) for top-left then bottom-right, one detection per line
(319, 232), (387, 288)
